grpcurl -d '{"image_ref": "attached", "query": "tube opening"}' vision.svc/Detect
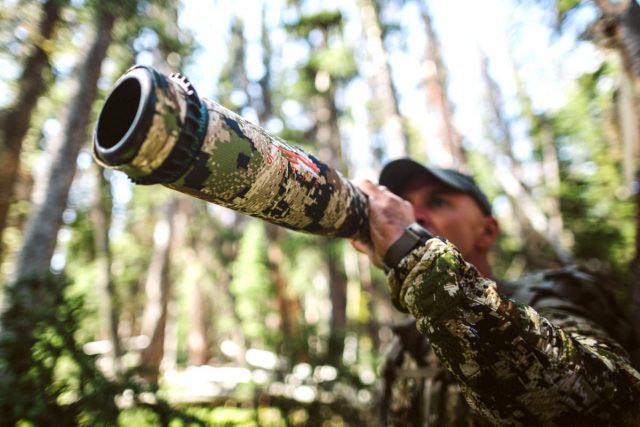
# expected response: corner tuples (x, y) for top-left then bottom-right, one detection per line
(94, 66), (156, 166)
(96, 77), (141, 149)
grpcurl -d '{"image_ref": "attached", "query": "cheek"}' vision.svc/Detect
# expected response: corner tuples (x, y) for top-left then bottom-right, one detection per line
(437, 211), (464, 230)
(436, 214), (476, 249)
(433, 215), (463, 239)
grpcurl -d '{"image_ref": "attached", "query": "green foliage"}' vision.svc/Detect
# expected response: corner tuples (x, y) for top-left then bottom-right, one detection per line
(555, 0), (584, 28)
(557, 0), (582, 15)
(230, 221), (276, 347)
(0, 273), (210, 427)
(66, 209), (97, 264)
(141, 11), (196, 66)
(119, 401), (373, 427)
(466, 152), (523, 276)
(280, 230), (322, 291)
(553, 64), (635, 277)
(118, 407), (164, 426)
(0, 1), (44, 71)
(10, 0), (638, 424)
(181, 406), (285, 426)
(308, 44), (357, 80)
(285, 11), (343, 38)
(0, 274), (121, 426)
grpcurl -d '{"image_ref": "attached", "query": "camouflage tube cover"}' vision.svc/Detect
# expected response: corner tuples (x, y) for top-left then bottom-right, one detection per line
(93, 65), (369, 240)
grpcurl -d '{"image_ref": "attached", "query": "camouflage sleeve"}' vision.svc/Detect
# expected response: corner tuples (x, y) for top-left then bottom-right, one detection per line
(387, 238), (640, 426)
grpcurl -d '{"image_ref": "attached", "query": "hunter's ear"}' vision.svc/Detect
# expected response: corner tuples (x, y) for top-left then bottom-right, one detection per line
(476, 216), (499, 250)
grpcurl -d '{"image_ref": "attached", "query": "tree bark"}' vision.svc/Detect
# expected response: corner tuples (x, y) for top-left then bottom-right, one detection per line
(480, 49), (571, 265)
(254, 17), (302, 359)
(0, 0), (66, 261)
(187, 279), (210, 365)
(632, 170), (640, 343)
(619, 0), (640, 78)
(266, 224), (301, 358)
(539, 123), (568, 243)
(618, 0), (640, 350)
(421, 5), (467, 170)
(180, 201), (212, 367)
(257, 3), (273, 124)
(589, 1), (640, 186)
(479, 52), (519, 166)
(343, 244), (380, 351)
(493, 164), (572, 265)
(140, 199), (177, 383)
(358, 0), (408, 160)
(511, 54), (572, 252)
(90, 166), (122, 374)
(12, 7), (116, 280)
(591, 0), (640, 337)
(195, 208), (248, 366)
(618, 67), (640, 186)
(304, 85), (351, 364)
(325, 239), (347, 364)
(313, 51), (349, 363)
(214, 257), (249, 366)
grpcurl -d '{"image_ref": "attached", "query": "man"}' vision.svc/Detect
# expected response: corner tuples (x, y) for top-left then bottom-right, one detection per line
(353, 158), (640, 426)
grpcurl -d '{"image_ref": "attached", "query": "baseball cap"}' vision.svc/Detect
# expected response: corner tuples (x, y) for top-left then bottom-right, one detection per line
(379, 158), (492, 215)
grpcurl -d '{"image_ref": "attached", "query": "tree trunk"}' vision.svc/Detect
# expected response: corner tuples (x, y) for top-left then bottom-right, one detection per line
(619, 1), (640, 85)
(161, 292), (179, 373)
(254, 18), (302, 359)
(140, 199), (177, 383)
(358, 0), (408, 160)
(618, 0), (640, 348)
(90, 166), (122, 374)
(161, 198), (190, 373)
(266, 224), (301, 358)
(0, 0), (66, 261)
(325, 239), (347, 365)
(539, 123), (568, 244)
(421, 5), (467, 170)
(344, 244), (380, 351)
(493, 164), (572, 265)
(180, 201), (212, 367)
(215, 261), (249, 366)
(480, 50), (571, 265)
(508, 48), (571, 249)
(619, 67), (640, 186)
(590, 1), (640, 185)
(479, 51), (519, 166)
(196, 209), (248, 366)
(314, 66), (348, 364)
(305, 71), (348, 364)
(257, 3), (273, 124)
(632, 170), (640, 343)
(592, 0), (640, 336)
(187, 279), (210, 365)
(12, 7), (115, 280)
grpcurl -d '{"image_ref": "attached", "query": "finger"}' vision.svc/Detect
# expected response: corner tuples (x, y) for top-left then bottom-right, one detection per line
(351, 239), (368, 254)
(357, 179), (381, 196)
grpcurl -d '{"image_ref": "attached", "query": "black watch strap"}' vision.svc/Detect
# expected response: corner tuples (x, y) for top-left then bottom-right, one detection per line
(383, 223), (435, 272)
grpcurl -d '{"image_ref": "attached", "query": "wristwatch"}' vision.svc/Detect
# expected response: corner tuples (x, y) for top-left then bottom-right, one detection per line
(383, 223), (435, 272)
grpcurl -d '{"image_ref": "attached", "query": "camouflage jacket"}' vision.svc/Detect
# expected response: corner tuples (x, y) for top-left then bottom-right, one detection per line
(381, 238), (640, 426)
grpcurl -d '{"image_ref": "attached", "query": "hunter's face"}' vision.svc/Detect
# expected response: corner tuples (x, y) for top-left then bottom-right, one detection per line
(399, 175), (496, 259)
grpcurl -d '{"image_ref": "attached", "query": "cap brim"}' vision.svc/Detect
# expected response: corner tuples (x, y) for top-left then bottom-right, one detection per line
(379, 158), (464, 195)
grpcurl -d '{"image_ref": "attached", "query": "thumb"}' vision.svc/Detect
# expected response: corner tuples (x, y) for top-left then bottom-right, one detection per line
(350, 239), (383, 269)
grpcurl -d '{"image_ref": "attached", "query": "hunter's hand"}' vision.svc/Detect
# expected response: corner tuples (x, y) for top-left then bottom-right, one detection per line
(351, 180), (415, 268)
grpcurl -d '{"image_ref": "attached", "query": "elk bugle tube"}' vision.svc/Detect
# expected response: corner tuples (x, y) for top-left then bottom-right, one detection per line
(93, 65), (369, 240)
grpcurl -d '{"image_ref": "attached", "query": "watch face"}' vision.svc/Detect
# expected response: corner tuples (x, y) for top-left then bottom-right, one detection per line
(408, 223), (433, 240)
(384, 223), (432, 271)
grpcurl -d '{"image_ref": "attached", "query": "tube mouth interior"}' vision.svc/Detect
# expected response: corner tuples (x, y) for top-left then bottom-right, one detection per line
(94, 66), (155, 166)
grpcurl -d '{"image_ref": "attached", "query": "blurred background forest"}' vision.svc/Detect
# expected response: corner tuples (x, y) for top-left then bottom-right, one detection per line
(1, 0), (640, 425)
